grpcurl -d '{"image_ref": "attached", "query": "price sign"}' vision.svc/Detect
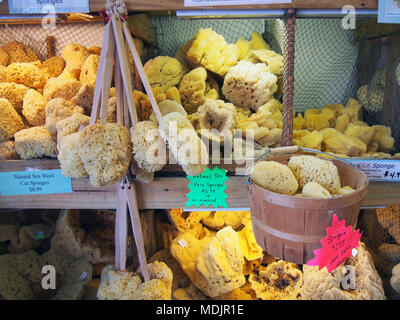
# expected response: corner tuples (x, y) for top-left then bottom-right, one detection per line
(186, 166), (228, 208)
(378, 0), (400, 24)
(307, 214), (362, 272)
(8, 0), (89, 14)
(184, 0), (291, 7)
(347, 158), (400, 182)
(0, 169), (73, 196)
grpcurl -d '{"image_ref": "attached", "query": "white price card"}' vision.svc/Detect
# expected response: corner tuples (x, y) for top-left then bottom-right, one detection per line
(347, 159), (400, 182)
(9, 0), (89, 14)
(184, 0), (291, 7)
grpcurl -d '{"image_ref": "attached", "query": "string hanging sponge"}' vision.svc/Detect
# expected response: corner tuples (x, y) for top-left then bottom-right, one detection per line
(78, 123), (132, 187)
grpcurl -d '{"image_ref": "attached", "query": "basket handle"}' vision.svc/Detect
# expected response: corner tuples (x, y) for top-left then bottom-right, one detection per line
(269, 145), (299, 154)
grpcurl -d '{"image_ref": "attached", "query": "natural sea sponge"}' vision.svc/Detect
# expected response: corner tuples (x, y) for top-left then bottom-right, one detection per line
(51, 210), (123, 264)
(186, 28), (239, 77)
(344, 123), (376, 146)
(0, 98), (24, 142)
(178, 67), (217, 115)
(300, 243), (385, 300)
(244, 49), (284, 76)
(78, 123), (132, 187)
(197, 98), (236, 144)
(299, 130), (323, 150)
(149, 99), (187, 124)
(144, 56), (187, 93)
(22, 89), (47, 126)
(6, 62), (47, 90)
(373, 125), (395, 153)
(337, 186), (355, 196)
(0, 140), (18, 160)
(201, 211), (248, 231)
(43, 77), (82, 101)
(79, 54), (99, 86)
(250, 161), (299, 195)
(0, 82), (29, 112)
(70, 83), (94, 112)
(59, 43), (90, 80)
(159, 112), (208, 176)
(41, 56), (65, 78)
(0, 250), (92, 300)
(149, 249), (191, 291)
(97, 261), (173, 300)
(45, 98), (85, 133)
(222, 60), (277, 111)
(14, 126), (57, 159)
(0, 66), (6, 82)
(249, 260), (303, 300)
(131, 120), (166, 173)
(1, 41), (39, 64)
(288, 155), (341, 194)
(390, 263), (400, 294)
(196, 227), (246, 297)
(55, 112), (90, 148)
(58, 132), (88, 178)
(0, 48), (9, 66)
(302, 182), (332, 199)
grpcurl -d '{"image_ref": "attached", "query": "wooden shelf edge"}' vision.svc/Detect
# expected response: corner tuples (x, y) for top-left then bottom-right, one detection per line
(0, 177), (398, 210)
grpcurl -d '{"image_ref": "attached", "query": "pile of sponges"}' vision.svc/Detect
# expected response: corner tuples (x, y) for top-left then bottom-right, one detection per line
(250, 155), (355, 199)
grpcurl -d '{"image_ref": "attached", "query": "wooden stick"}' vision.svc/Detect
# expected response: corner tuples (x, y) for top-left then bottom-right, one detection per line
(111, 14), (138, 126)
(125, 182), (150, 281)
(121, 20), (163, 123)
(115, 47), (123, 125)
(99, 22), (116, 125)
(115, 183), (128, 271)
(90, 22), (110, 125)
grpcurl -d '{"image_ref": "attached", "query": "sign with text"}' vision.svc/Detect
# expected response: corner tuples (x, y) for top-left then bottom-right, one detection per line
(307, 214), (362, 273)
(347, 158), (400, 182)
(184, 0), (291, 7)
(186, 166), (228, 208)
(0, 169), (73, 196)
(378, 0), (400, 24)
(8, 0), (89, 14)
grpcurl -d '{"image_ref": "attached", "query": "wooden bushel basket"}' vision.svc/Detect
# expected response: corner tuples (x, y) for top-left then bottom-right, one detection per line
(247, 154), (369, 265)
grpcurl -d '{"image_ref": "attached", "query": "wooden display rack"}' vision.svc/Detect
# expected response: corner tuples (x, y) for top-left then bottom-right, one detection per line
(0, 159), (399, 209)
(0, 0), (398, 211)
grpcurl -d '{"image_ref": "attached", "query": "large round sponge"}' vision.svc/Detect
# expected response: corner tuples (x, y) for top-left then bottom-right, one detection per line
(250, 161), (299, 195)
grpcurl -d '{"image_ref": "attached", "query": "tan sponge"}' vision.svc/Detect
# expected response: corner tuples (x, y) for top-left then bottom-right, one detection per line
(250, 160), (299, 195)
(0, 98), (24, 142)
(14, 126), (57, 159)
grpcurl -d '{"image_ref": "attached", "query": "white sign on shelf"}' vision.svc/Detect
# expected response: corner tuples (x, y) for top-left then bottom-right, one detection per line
(347, 158), (400, 182)
(8, 0), (89, 14)
(184, 0), (291, 7)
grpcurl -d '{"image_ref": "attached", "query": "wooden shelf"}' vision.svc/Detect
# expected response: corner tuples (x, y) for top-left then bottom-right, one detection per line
(0, 0), (378, 15)
(0, 159), (399, 209)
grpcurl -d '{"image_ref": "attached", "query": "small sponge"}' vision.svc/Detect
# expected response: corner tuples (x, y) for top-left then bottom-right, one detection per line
(250, 161), (299, 195)
(302, 182), (332, 199)
(14, 126), (57, 159)
(0, 98), (24, 142)
(288, 155), (341, 194)
(22, 89), (47, 126)
(45, 98), (85, 133)
(58, 131), (88, 178)
(55, 112), (90, 148)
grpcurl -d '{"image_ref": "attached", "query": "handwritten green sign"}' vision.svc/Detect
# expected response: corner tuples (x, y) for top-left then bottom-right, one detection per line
(186, 166), (228, 208)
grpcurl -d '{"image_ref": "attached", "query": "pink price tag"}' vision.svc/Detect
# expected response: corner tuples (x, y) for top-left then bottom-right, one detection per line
(307, 214), (362, 273)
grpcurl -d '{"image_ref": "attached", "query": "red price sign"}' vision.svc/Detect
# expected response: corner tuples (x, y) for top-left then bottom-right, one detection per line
(307, 214), (362, 272)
